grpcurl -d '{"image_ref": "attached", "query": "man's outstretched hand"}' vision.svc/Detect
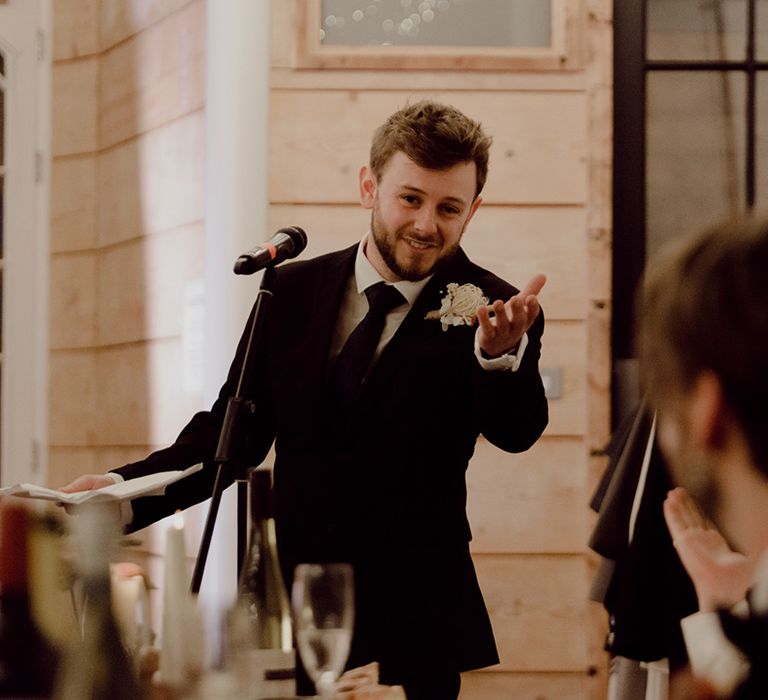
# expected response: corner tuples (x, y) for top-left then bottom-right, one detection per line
(476, 274), (546, 358)
(664, 487), (757, 612)
(59, 474), (114, 493)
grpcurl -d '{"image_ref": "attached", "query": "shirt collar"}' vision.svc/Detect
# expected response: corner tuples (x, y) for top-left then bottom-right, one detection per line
(354, 233), (431, 307)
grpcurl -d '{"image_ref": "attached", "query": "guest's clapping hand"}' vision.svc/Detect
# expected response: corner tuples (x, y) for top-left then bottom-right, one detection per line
(664, 487), (757, 612)
(476, 274), (546, 358)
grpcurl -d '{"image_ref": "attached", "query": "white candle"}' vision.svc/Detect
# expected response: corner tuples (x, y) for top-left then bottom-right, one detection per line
(111, 571), (143, 653)
(160, 511), (189, 686)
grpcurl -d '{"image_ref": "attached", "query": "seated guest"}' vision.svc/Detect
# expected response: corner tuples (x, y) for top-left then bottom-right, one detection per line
(638, 216), (768, 698)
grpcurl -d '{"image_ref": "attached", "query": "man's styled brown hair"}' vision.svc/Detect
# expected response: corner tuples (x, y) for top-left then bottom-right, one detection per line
(369, 100), (493, 198)
(639, 217), (768, 474)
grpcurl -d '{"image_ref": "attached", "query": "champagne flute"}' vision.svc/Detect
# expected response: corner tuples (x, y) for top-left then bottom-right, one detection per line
(292, 563), (354, 697)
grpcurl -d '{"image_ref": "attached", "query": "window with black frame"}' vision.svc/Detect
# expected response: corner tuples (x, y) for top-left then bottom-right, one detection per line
(612, 0), (768, 421)
(0, 48), (5, 474)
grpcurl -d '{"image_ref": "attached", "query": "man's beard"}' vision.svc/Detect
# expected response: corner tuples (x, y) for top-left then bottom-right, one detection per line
(370, 210), (462, 282)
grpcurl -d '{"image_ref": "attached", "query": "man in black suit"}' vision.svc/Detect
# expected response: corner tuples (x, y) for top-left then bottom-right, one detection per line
(63, 101), (548, 699)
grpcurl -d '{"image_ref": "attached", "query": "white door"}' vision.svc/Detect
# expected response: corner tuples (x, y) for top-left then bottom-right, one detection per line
(0, 0), (51, 486)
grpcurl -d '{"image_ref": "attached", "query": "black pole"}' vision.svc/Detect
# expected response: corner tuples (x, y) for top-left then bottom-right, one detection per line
(190, 267), (276, 595)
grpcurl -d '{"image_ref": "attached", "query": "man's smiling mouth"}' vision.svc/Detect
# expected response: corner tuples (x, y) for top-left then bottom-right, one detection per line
(403, 237), (437, 250)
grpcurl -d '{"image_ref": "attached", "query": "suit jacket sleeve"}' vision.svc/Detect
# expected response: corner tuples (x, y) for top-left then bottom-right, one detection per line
(473, 308), (548, 453)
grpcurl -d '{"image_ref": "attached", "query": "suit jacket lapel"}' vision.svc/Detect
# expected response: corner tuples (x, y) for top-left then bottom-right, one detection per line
(301, 244), (358, 393)
(348, 249), (475, 423)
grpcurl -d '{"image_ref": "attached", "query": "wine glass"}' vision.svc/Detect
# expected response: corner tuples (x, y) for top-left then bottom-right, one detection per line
(292, 563), (354, 697)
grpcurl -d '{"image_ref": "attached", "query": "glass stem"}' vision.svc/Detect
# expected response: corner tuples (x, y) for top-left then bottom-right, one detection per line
(315, 673), (336, 697)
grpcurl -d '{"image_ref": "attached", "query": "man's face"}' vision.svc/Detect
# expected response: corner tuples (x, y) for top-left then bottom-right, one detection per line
(359, 152), (482, 281)
(658, 399), (721, 522)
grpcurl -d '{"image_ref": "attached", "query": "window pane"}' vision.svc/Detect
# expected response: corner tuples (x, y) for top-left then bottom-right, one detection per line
(647, 72), (746, 256)
(647, 0), (747, 61)
(757, 73), (768, 209)
(0, 84), (4, 166)
(757, 0), (768, 61)
(319, 0), (551, 47)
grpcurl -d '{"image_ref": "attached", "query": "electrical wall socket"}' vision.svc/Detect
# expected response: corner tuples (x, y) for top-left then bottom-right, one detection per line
(540, 367), (562, 400)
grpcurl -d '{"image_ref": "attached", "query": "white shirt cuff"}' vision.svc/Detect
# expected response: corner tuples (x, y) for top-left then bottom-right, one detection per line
(681, 611), (748, 695)
(106, 472), (134, 528)
(474, 332), (528, 372)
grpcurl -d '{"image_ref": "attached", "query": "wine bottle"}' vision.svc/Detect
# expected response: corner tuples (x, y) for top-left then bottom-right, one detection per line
(228, 468), (295, 698)
(0, 502), (59, 698)
(53, 503), (141, 700)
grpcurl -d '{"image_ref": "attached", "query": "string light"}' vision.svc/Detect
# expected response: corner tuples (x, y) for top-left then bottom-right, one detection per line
(320, 0), (450, 43)
(319, 0), (549, 46)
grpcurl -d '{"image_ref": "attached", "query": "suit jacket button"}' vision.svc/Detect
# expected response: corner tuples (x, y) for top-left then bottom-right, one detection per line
(324, 522), (341, 536)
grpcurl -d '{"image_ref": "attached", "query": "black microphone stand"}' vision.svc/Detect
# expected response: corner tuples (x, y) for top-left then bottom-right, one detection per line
(190, 266), (275, 594)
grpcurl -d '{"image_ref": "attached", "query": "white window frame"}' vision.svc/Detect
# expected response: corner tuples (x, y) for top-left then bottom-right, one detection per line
(0, 0), (51, 486)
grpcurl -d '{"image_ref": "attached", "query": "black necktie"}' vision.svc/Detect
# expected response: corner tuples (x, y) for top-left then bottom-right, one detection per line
(331, 282), (406, 407)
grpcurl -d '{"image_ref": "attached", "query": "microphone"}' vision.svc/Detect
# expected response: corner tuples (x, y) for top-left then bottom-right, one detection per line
(233, 226), (308, 275)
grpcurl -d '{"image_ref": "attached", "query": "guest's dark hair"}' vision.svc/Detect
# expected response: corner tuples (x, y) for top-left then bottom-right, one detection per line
(369, 100), (492, 198)
(639, 216), (768, 475)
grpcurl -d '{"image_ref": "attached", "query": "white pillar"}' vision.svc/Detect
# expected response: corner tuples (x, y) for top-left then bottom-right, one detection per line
(201, 0), (271, 662)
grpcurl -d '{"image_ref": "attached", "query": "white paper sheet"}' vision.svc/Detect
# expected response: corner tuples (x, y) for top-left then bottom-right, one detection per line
(0, 463), (203, 504)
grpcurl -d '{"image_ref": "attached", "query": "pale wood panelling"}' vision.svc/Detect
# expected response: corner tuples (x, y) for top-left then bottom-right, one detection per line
(539, 321), (587, 437)
(461, 206), (588, 321)
(475, 554), (589, 672)
(47, 446), (101, 493)
(52, 0), (99, 60)
(269, 90), (587, 205)
(99, 0), (205, 148)
(97, 222), (204, 346)
(96, 444), (161, 469)
(94, 339), (202, 447)
(48, 350), (99, 446)
(50, 155), (98, 253)
(97, 110), (205, 246)
(467, 437), (588, 555)
(99, 0), (194, 50)
(271, 0), (295, 69)
(49, 252), (98, 349)
(587, 302), (611, 454)
(268, 204), (588, 321)
(585, 2), (613, 695)
(268, 203), (366, 257)
(460, 671), (586, 700)
(52, 58), (99, 157)
(272, 67), (590, 93)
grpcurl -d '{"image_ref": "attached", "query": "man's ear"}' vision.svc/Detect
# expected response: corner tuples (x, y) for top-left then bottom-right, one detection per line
(689, 371), (727, 453)
(465, 195), (483, 226)
(359, 165), (377, 209)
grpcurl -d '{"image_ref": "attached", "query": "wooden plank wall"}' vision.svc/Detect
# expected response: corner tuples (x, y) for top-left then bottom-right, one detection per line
(269, 2), (613, 699)
(49, 0), (205, 488)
